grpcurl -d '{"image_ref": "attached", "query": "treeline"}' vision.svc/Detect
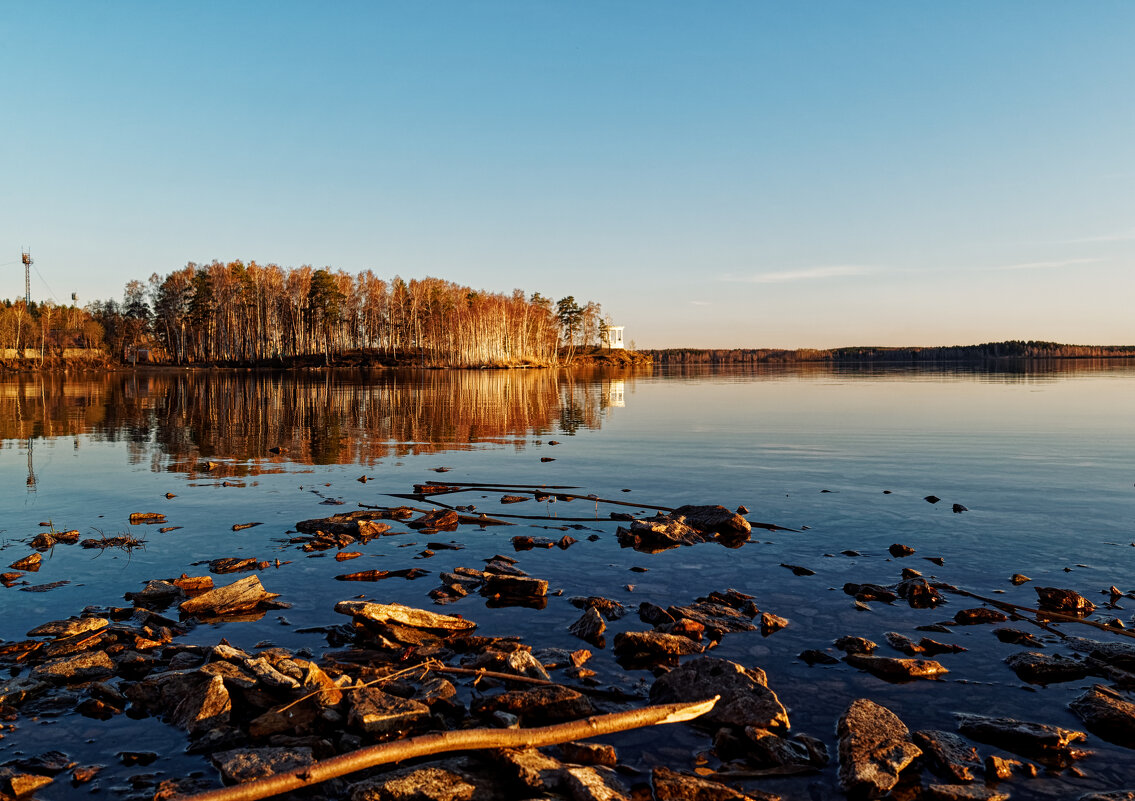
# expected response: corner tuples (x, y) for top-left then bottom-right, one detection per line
(4, 261), (608, 367)
(648, 341), (1135, 364)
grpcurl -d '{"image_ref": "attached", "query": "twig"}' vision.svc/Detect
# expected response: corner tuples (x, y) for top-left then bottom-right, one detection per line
(173, 697), (719, 801)
(431, 664), (642, 701)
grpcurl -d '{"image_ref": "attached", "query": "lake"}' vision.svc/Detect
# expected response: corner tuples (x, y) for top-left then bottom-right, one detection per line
(1, 362), (1133, 799)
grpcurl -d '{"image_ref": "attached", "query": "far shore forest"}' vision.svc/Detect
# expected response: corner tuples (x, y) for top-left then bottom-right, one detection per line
(2, 260), (1133, 368)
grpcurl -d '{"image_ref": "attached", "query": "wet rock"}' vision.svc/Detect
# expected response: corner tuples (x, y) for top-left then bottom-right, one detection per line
(844, 653), (948, 681)
(0, 770), (53, 797)
(473, 685), (593, 725)
(409, 510), (460, 531)
(955, 713), (1088, 767)
(9, 553), (41, 572)
(1036, 586), (1096, 616)
(993, 627), (1045, 648)
(0, 676), (48, 706)
(27, 617), (108, 639)
(569, 596), (626, 620)
(616, 515), (703, 552)
(352, 759), (498, 801)
(953, 608), (1008, 626)
(348, 686), (430, 737)
(178, 575), (282, 618)
(918, 638), (967, 656)
(211, 746), (314, 784)
(843, 583), (898, 603)
(652, 766), (777, 801)
(1069, 684), (1135, 747)
(925, 785), (1008, 801)
(672, 505), (752, 539)
(884, 632), (925, 656)
(171, 673), (231, 735)
(925, 495), (941, 504)
(834, 636), (877, 655)
(668, 602), (757, 634)
(896, 577), (945, 608)
(798, 649), (840, 666)
(297, 511), (394, 537)
(779, 563), (815, 576)
(913, 730), (982, 782)
(983, 754), (1037, 780)
(335, 601), (476, 631)
(31, 650), (116, 684)
(1010, 574), (1031, 585)
(558, 741), (617, 767)
(613, 631), (703, 662)
(760, 612), (788, 636)
(1066, 637), (1135, 671)
(837, 698), (922, 797)
(493, 747), (565, 793)
(889, 543), (915, 557)
(649, 657), (788, 731)
(562, 765), (630, 801)
(568, 607), (606, 647)
(1078, 792), (1135, 801)
(639, 602), (675, 626)
(739, 728), (830, 770)
(482, 574), (548, 600)
(951, 503), (968, 513)
(1005, 651), (1092, 685)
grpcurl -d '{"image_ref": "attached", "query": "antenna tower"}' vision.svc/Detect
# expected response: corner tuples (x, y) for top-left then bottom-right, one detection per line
(20, 250), (32, 305)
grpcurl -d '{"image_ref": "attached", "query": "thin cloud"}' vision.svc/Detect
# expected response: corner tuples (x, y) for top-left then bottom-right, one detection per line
(724, 265), (881, 284)
(996, 257), (1100, 271)
(689, 300), (712, 306)
(1061, 231), (1135, 244)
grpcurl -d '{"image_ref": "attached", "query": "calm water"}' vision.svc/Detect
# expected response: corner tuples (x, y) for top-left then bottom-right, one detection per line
(1, 363), (1133, 798)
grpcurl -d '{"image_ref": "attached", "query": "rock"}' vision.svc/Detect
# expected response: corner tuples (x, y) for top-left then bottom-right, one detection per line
(953, 608), (1008, 625)
(837, 698), (922, 797)
(350, 760), (495, 801)
(1078, 793), (1135, 801)
(562, 765), (630, 801)
(649, 657), (788, 731)
(951, 503), (968, 513)
(178, 575), (282, 617)
(993, 627), (1046, 648)
(409, 510), (460, 531)
(31, 650), (116, 684)
(171, 673), (231, 734)
(760, 612), (788, 636)
(885, 632), (925, 656)
(9, 553), (41, 571)
(335, 601), (476, 630)
(348, 686), (431, 737)
(668, 602), (757, 634)
(558, 741), (617, 767)
(983, 754), (1037, 780)
(740, 728), (829, 770)
(925, 495), (941, 504)
(955, 713), (1088, 767)
(616, 515), (704, 552)
(834, 636), (877, 655)
(568, 607), (606, 646)
(569, 596), (626, 620)
(1005, 651), (1091, 684)
(493, 748), (565, 793)
(889, 543), (916, 557)
(672, 505), (752, 539)
(483, 574), (548, 599)
(476, 685), (593, 726)
(0, 676), (48, 707)
(651, 766), (778, 800)
(0, 771), (53, 797)
(798, 649), (840, 666)
(129, 512), (166, 524)
(925, 785), (1008, 801)
(913, 729), (982, 782)
(1010, 574), (1031, 585)
(1066, 637), (1135, 671)
(613, 631), (704, 662)
(843, 583), (898, 603)
(1069, 684), (1135, 747)
(639, 602), (675, 626)
(1036, 586), (1096, 616)
(844, 653), (948, 681)
(211, 746), (314, 784)
(27, 617), (109, 639)
(896, 577), (945, 608)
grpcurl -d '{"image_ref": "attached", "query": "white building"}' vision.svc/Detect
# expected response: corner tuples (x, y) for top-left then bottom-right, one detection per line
(601, 325), (625, 350)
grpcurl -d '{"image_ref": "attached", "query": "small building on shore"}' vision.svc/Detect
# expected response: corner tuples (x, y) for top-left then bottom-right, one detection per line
(601, 325), (625, 350)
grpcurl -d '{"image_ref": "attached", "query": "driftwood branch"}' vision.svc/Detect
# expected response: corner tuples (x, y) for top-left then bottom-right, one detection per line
(174, 696), (719, 801)
(943, 587), (1135, 640)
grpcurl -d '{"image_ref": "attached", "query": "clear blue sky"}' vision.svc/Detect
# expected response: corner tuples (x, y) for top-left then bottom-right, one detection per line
(2, 1), (1132, 348)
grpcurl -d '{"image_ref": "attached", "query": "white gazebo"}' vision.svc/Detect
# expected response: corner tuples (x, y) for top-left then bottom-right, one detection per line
(601, 325), (625, 350)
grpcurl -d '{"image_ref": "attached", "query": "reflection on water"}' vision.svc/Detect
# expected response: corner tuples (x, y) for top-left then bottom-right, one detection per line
(0, 369), (635, 475)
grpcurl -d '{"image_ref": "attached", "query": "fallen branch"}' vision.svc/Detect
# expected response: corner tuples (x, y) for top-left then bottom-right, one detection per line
(943, 587), (1135, 640)
(174, 696), (719, 801)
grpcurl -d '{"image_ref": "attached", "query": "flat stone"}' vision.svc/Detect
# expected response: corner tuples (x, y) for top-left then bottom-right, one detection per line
(348, 686), (430, 737)
(649, 657), (788, 731)
(493, 748), (565, 792)
(837, 698), (922, 797)
(914, 729), (982, 782)
(926, 785), (1009, 801)
(210, 746), (314, 784)
(558, 741), (617, 767)
(1005, 651), (1091, 685)
(0, 770), (54, 797)
(568, 607), (606, 646)
(335, 601), (476, 630)
(896, 577), (945, 607)
(562, 765), (629, 801)
(613, 630), (704, 660)
(0, 676), (49, 707)
(954, 608), (1008, 625)
(956, 713), (1088, 767)
(652, 766), (779, 800)
(31, 650), (116, 684)
(835, 635), (878, 655)
(473, 685), (593, 725)
(1069, 684), (1135, 747)
(569, 596), (626, 620)
(740, 728), (829, 770)
(1036, 586), (1095, 615)
(26, 617), (109, 639)
(178, 575), (280, 617)
(171, 673), (231, 734)
(672, 505), (752, 539)
(844, 653), (948, 681)
(984, 754), (1037, 780)
(482, 574), (548, 598)
(350, 761), (493, 801)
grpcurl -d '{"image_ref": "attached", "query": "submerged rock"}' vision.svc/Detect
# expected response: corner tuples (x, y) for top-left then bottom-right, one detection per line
(1069, 684), (1135, 747)
(914, 729), (982, 782)
(1005, 651), (1092, 685)
(955, 713), (1088, 767)
(837, 698), (922, 797)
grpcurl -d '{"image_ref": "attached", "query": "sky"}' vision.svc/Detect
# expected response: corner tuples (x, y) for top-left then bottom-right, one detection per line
(1, 1), (1133, 349)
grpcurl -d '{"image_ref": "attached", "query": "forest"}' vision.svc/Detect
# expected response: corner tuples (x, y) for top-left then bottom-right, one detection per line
(0, 261), (606, 367)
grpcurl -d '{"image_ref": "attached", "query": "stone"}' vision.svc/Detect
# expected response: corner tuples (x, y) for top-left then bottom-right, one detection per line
(889, 543), (915, 557)
(953, 608), (1008, 625)
(844, 653), (948, 681)
(569, 596), (627, 620)
(9, 553), (42, 571)
(672, 505), (752, 539)
(649, 657), (788, 731)
(616, 515), (705, 552)
(1005, 651), (1091, 684)
(348, 687), (430, 737)
(925, 785), (1009, 801)
(993, 627), (1046, 648)
(1010, 574), (1031, 585)
(178, 575), (281, 617)
(26, 617), (108, 639)
(837, 698), (922, 797)
(668, 602), (757, 633)
(409, 510), (460, 531)
(31, 650), (116, 684)
(1069, 684), (1135, 747)
(493, 748), (565, 792)
(472, 685), (593, 725)
(651, 766), (778, 801)
(562, 765), (629, 801)
(1036, 586), (1096, 615)
(210, 747), (314, 784)
(798, 649), (840, 666)
(335, 601), (476, 630)
(126, 579), (184, 607)
(1078, 793), (1135, 801)
(955, 713), (1088, 767)
(568, 607), (606, 646)
(913, 729), (982, 782)
(896, 577), (945, 608)
(482, 574), (548, 599)
(171, 673), (231, 734)
(350, 760), (496, 801)
(740, 728), (829, 770)
(558, 741), (617, 766)
(613, 631), (704, 661)
(0, 770), (53, 797)
(639, 602), (675, 625)
(983, 754), (1037, 779)
(834, 636), (877, 655)
(760, 612), (788, 636)
(0, 676), (49, 707)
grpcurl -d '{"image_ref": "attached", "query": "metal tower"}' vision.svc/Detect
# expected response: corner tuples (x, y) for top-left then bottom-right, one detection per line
(21, 250), (32, 305)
